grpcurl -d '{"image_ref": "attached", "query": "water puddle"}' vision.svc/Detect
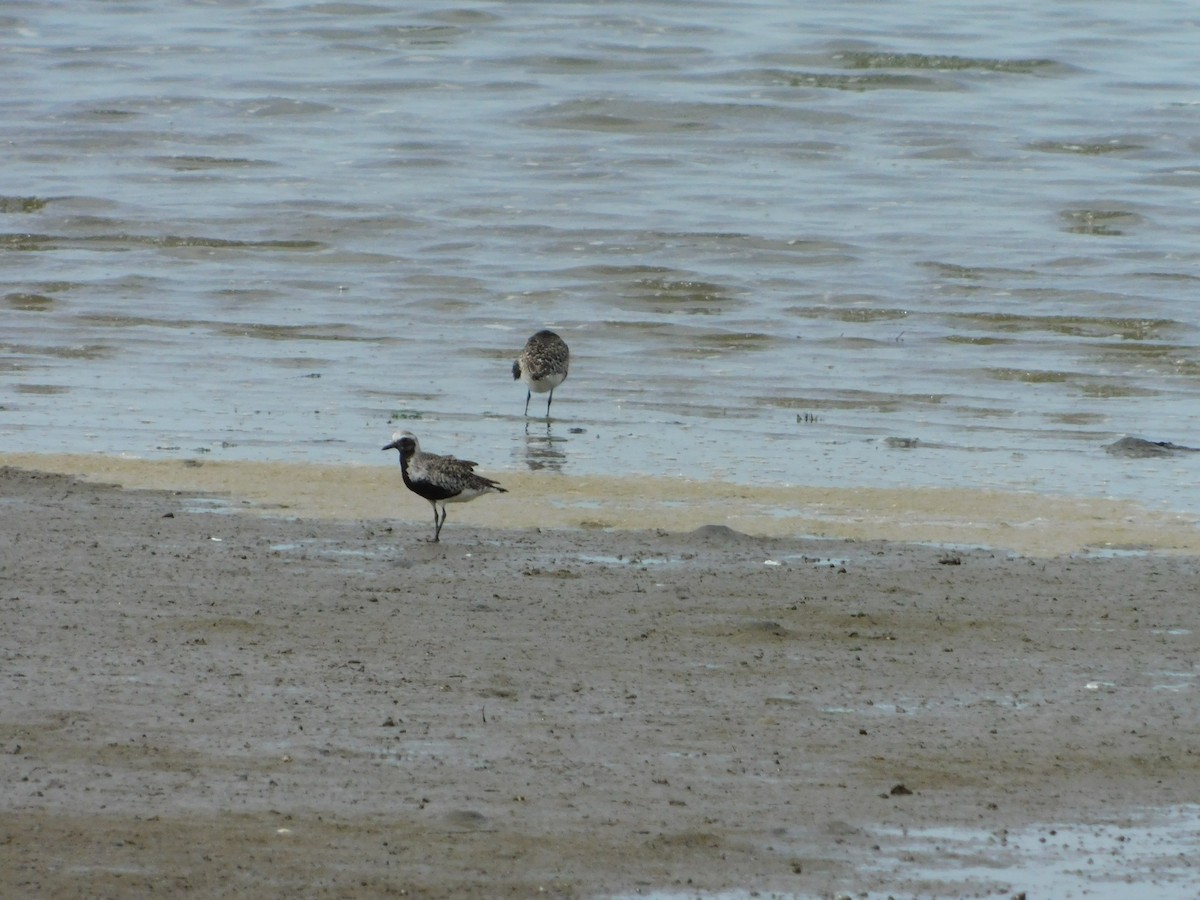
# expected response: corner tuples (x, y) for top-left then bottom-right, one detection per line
(179, 496), (239, 515)
(576, 554), (677, 567)
(607, 806), (1200, 898)
(267, 539), (384, 571)
(864, 805), (1200, 898)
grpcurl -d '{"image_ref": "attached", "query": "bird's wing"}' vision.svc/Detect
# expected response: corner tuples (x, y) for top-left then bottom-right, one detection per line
(438, 453), (479, 471)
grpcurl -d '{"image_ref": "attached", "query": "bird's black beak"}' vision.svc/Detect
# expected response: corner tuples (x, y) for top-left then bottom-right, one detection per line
(382, 440), (399, 452)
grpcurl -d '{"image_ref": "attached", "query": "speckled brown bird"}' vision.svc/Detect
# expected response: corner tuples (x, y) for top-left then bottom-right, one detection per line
(513, 329), (569, 417)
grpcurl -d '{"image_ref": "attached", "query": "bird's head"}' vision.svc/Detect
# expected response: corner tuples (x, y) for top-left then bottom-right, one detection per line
(382, 431), (419, 458)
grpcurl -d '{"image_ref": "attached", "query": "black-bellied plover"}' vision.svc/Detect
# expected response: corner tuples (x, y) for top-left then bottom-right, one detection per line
(513, 329), (569, 417)
(382, 431), (507, 542)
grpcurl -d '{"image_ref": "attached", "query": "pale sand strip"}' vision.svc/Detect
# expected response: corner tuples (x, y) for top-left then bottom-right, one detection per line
(4, 452), (1196, 556)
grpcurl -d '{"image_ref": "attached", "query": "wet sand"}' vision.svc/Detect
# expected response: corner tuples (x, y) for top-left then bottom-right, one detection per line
(2, 463), (1199, 898)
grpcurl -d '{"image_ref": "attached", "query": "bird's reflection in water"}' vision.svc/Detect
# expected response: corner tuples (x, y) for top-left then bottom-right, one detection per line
(522, 421), (568, 472)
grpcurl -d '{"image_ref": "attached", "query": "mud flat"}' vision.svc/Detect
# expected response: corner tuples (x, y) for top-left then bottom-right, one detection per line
(2, 464), (1198, 897)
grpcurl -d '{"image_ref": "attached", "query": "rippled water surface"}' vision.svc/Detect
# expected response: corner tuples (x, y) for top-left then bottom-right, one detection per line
(3, 1), (1200, 520)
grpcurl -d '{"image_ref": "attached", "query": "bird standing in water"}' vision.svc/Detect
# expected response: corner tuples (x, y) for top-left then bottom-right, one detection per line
(513, 329), (569, 417)
(382, 431), (507, 542)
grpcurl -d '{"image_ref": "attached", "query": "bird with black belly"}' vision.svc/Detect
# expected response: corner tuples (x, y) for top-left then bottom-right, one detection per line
(382, 431), (507, 542)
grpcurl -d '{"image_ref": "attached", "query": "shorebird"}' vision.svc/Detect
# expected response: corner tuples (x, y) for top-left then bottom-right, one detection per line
(381, 431), (507, 542)
(513, 329), (569, 417)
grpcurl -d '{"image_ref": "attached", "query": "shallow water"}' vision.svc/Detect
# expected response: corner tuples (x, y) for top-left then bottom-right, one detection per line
(3, 1), (1200, 528)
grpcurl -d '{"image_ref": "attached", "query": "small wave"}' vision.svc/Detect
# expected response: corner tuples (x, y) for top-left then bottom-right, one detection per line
(833, 51), (1062, 74)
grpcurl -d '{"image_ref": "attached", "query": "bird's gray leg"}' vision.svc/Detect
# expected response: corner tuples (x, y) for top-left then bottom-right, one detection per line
(433, 505), (447, 542)
(545, 388), (554, 418)
(524, 389), (532, 417)
(429, 503), (441, 542)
